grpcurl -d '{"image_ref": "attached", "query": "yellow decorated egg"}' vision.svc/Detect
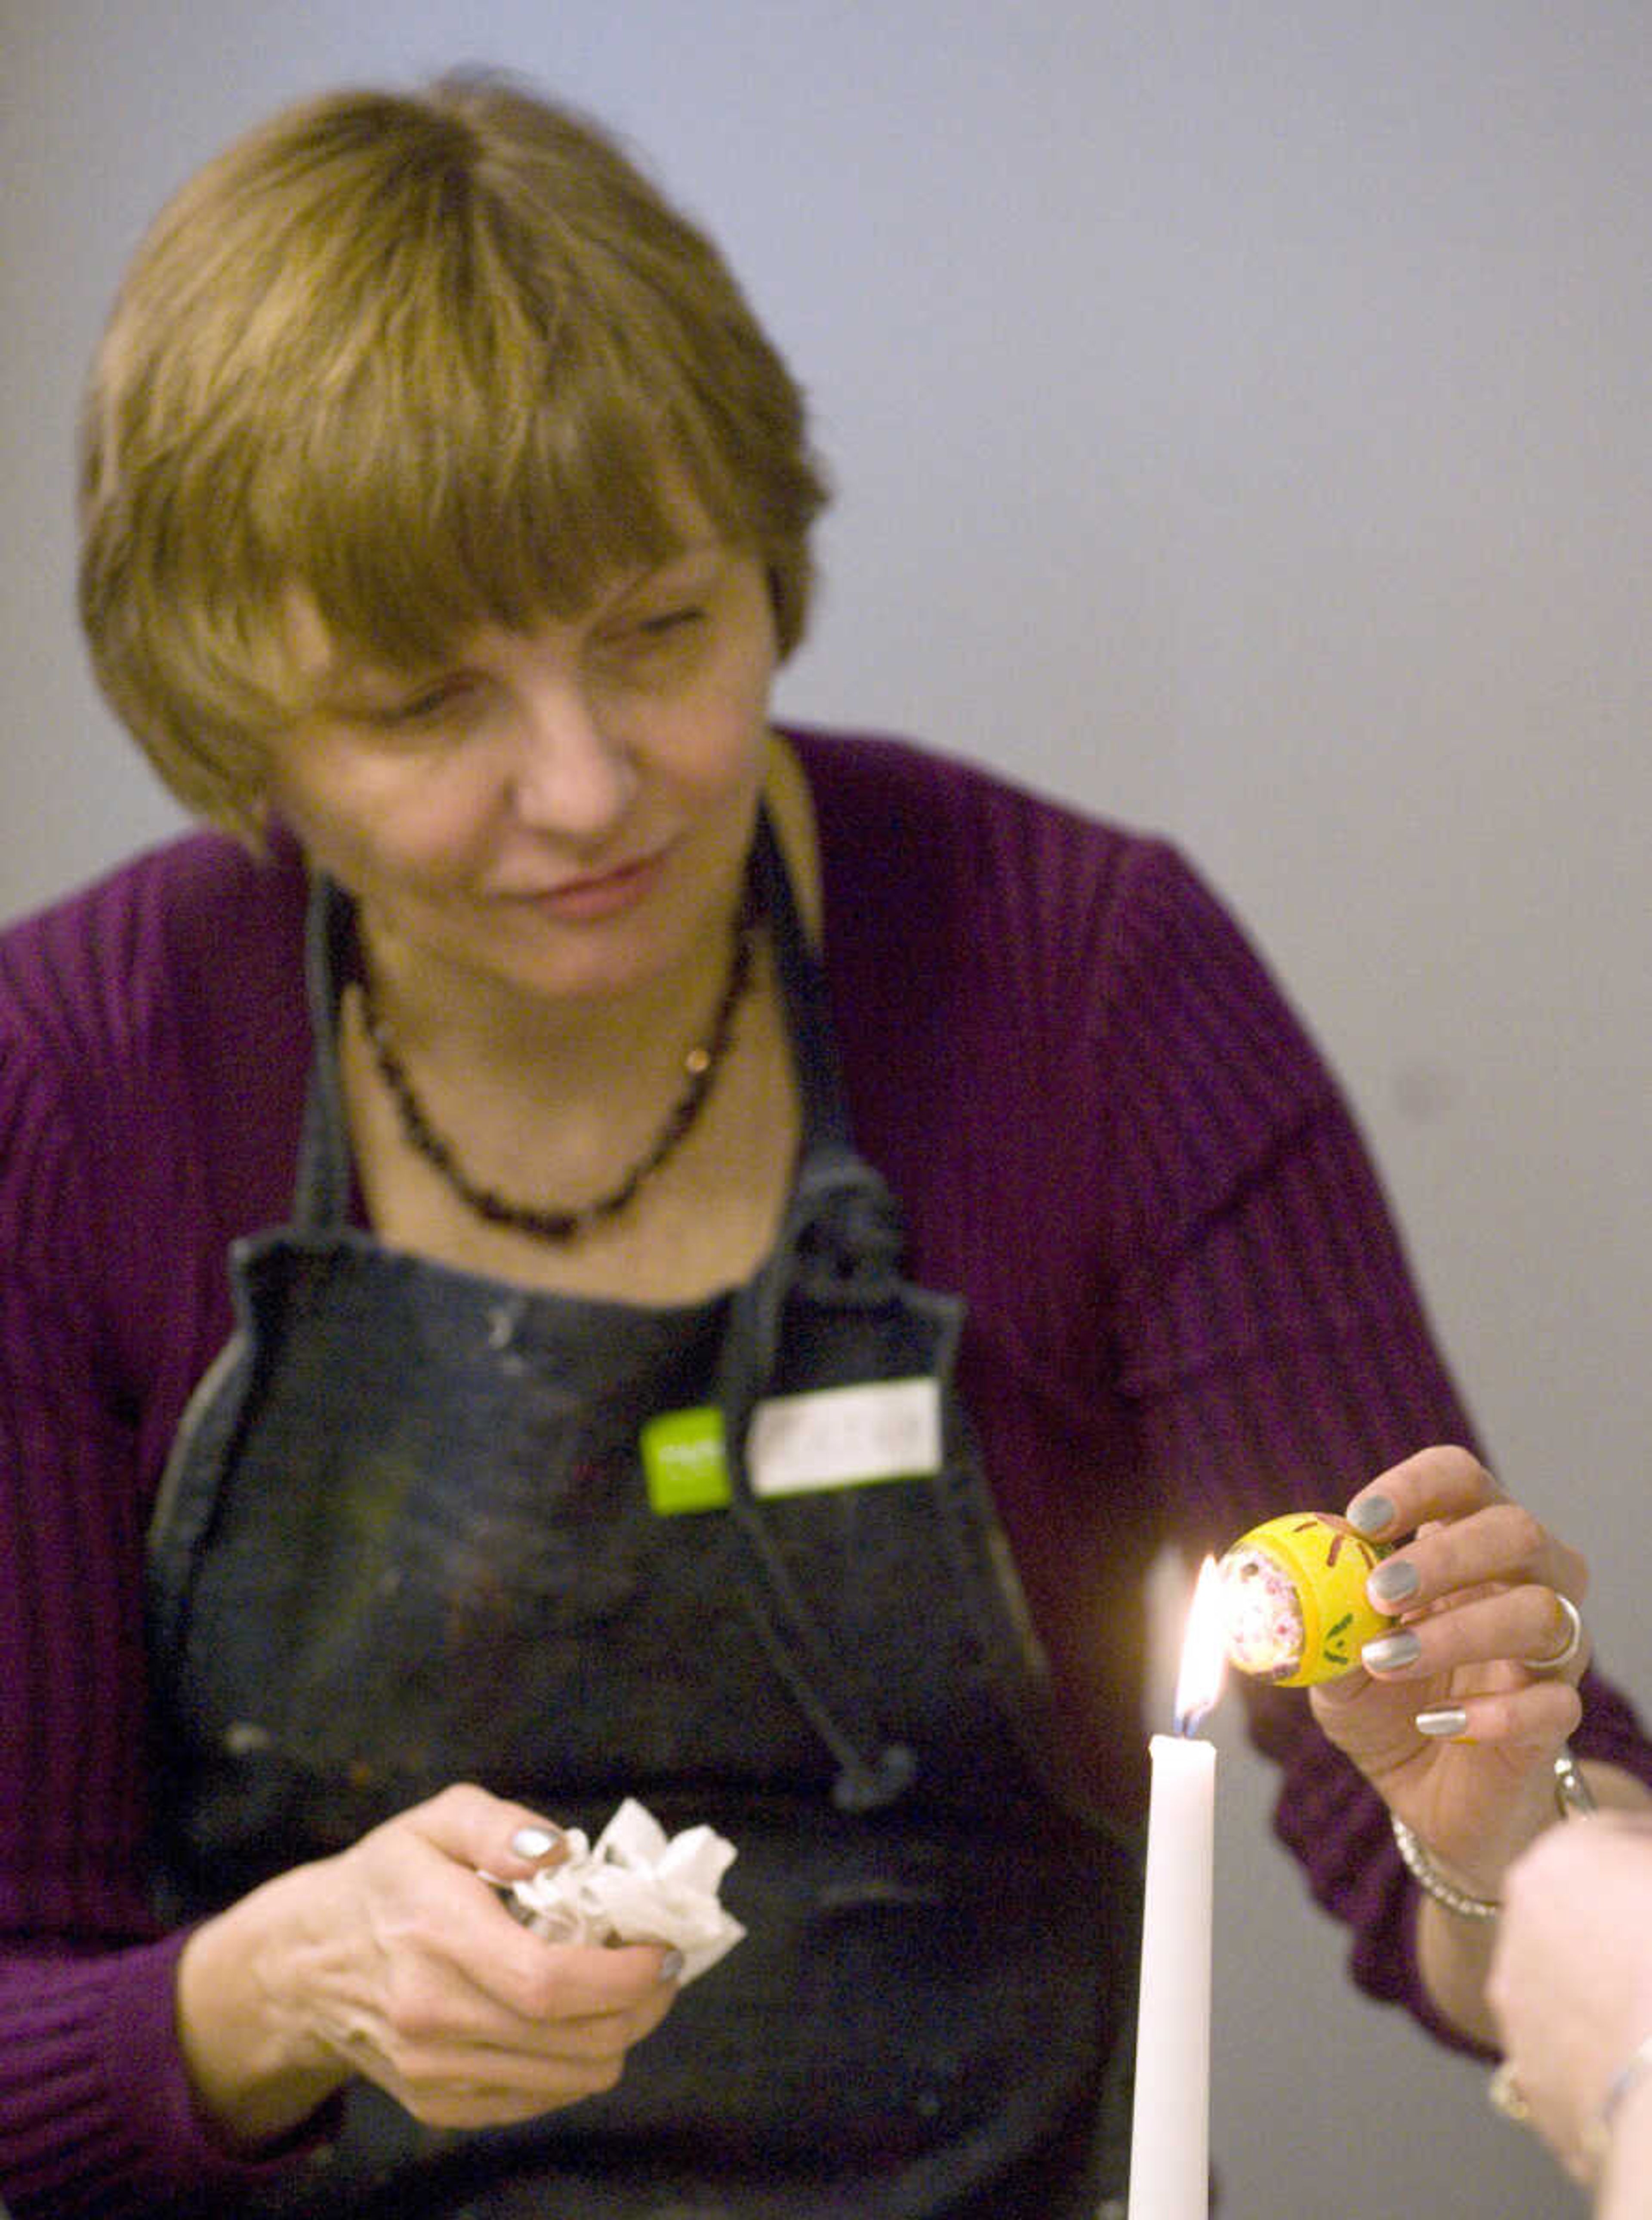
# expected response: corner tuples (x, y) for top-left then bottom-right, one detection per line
(1218, 1513), (1391, 1687)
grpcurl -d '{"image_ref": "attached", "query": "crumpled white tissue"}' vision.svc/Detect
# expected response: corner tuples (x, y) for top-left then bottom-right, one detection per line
(499, 1797), (744, 1985)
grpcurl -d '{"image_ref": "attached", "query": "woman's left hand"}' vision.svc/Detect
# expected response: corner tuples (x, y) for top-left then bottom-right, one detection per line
(1308, 1446), (1590, 1897)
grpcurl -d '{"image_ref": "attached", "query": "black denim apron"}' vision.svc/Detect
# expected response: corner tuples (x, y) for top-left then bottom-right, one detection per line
(147, 819), (1141, 2219)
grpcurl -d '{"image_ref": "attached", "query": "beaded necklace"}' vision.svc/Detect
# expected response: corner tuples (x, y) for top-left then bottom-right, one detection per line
(358, 895), (758, 1244)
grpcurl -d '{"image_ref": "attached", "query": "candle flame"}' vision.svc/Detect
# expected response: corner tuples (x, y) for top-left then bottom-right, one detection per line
(1173, 1555), (1228, 1735)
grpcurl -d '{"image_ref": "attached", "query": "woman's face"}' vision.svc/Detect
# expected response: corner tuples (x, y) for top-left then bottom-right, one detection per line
(267, 534), (780, 1010)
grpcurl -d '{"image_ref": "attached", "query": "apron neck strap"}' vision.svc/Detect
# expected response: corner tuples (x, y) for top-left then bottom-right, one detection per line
(293, 875), (360, 1231)
(749, 804), (854, 1156)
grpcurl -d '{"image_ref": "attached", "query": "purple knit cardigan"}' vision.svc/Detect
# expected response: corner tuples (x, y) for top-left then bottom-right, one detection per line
(1, 726), (1646, 2214)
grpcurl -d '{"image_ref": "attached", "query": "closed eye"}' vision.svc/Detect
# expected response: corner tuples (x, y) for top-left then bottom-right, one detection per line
(632, 605), (706, 640)
(590, 604), (710, 683)
(361, 675), (484, 729)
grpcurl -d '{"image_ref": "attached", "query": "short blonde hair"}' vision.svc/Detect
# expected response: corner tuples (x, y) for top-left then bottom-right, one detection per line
(78, 73), (830, 834)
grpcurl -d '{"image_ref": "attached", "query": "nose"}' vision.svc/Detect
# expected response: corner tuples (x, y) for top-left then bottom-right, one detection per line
(508, 676), (638, 841)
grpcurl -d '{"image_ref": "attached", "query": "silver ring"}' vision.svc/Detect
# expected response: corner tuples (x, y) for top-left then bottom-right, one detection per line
(1522, 1592), (1585, 1675)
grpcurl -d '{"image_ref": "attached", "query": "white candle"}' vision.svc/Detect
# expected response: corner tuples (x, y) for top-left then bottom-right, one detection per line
(1126, 1557), (1226, 2219)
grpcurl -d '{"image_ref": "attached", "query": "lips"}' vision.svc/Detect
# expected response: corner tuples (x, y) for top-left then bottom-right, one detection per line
(515, 847), (669, 923)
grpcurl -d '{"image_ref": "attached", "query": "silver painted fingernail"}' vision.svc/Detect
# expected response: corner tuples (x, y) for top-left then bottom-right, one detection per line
(510, 1825), (560, 1860)
(1347, 1493), (1396, 1538)
(1362, 1630), (1423, 1673)
(660, 1949), (686, 1983)
(1369, 1558), (1420, 1603)
(1415, 1707), (1470, 1738)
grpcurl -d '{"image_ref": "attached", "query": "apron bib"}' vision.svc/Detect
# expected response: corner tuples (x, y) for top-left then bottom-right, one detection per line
(147, 820), (1142, 2218)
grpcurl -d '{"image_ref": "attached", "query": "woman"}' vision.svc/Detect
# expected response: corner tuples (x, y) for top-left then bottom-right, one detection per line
(1, 70), (1648, 2219)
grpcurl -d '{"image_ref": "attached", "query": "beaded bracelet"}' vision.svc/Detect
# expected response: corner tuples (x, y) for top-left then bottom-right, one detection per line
(1392, 1749), (1598, 1922)
(1390, 1812), (1499, 1920)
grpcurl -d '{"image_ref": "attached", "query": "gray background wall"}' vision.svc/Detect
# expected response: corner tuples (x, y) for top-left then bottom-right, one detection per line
(4, 4), (1648, 2213)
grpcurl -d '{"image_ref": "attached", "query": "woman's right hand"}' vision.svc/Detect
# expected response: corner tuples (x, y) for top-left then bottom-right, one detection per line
(175, 1782), (683, 2150)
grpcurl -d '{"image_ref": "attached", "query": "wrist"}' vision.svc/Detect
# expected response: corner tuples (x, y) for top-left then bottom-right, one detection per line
(1391, 1811), (1500, 1920)
(1393, 1752), (1598, 1920)
(176, 1872), (347, 2150)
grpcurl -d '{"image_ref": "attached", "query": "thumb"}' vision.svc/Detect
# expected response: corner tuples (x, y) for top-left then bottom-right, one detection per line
(410, 1782), (570, 1881)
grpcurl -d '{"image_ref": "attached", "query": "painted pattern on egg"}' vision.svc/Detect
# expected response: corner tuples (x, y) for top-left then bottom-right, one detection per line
(1217, 1513), (1391, 1687)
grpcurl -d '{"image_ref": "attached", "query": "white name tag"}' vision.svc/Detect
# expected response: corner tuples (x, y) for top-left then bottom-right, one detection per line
(747, 1377), (942, 1497)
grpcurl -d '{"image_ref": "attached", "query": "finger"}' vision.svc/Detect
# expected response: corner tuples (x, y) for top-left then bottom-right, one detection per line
(460, 1977), (678, 2067)
(520, 1941), (685, 2020)
(341, 1934), (679, 2097)
(419, 1892), (682, 2035)
(356, 2009), (652, 2127)
(384, 2071), (617, 2132)
(1346, 1444), (1501, 1539)
(327, 1824), (575, 2032)
(1407, 1678), (1583, 1749)
(1360, 1582), (1593, 1685)
(564, 1977), (681, 2054)
(388, 1971), (681, 2127)
(453, 1928), (684, 2037)
(1359, 1504), (1590, 1622)
(408, 1782), (570, 1879)
(370, 1787), (580, 1986)
(1520, 1592), (1590, 1679)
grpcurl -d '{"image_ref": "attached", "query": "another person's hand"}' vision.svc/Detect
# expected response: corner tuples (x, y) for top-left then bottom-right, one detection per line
(176, 1782), (682, 2150)
(1488, 1814), (1652, 2195)
(1308, 1446), (1590, 1899)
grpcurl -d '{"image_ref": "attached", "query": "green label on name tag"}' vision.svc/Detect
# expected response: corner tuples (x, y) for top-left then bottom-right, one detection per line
(641, 1406), (732, 1514)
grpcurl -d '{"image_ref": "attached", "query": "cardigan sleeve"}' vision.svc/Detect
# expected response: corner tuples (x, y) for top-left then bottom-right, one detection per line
(789, 731), (1652, 2046)
(1086, 838), (1652, 2041)
(0, 925), (322, 2216)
